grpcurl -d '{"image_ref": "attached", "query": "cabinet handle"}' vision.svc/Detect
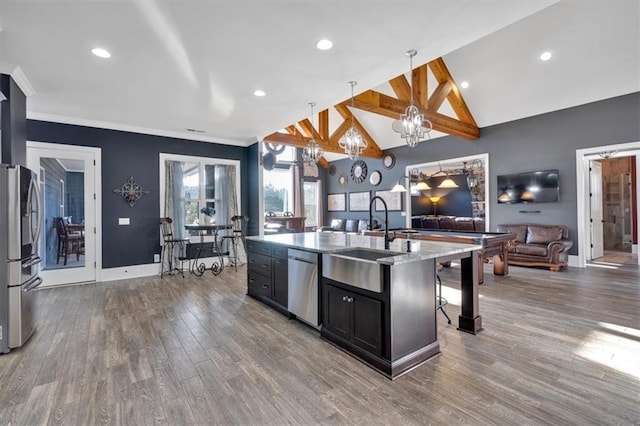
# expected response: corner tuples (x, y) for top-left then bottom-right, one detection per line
(342, 296), (348, 302)
(262, 285), (269, 289)
(249, 279), (255, 283)
(275, 260), (282, 264)
(347, 297), (354, 303)
(262, 264), (268, 268)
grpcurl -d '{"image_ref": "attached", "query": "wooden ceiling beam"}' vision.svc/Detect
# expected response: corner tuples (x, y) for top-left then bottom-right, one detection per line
(319, 109), (329, 140)
(389, 75), (411, 102)
(285, 125), (298, 135)
(414, 64), (428, 108)
(352, 90), (480, 140)
(428, 81), (452, 111)
(428, 57), (477, 127)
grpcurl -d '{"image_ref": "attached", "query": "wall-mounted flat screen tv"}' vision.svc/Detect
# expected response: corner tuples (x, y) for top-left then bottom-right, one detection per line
(497, 169), (559, 204)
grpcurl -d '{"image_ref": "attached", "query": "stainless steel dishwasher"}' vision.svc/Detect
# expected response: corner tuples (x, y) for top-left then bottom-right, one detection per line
(288, 249), (319, 329)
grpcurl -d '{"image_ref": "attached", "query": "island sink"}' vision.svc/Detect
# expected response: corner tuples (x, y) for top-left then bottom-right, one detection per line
(323, 249), (402, 293)
(331, 248), (403, 262)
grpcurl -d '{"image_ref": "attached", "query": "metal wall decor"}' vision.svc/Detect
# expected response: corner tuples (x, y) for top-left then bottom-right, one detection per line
(113, 176), (149, 207)
(350, 160), (368, 183)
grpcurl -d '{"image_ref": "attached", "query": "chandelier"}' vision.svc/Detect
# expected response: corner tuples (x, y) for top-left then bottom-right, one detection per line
(339, 81), (367, 160)
(398, 49), (432, 147)
(302, 102), (324, 164)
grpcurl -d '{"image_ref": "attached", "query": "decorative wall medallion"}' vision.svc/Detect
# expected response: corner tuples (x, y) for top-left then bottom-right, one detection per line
(338, 173), (348, 188)
(382, 153), (396, 169)
(369, 170), (381, 186)
(328, 164), (337, 176)
(350, 160), (368, 183)
(113, 176), (149, 207)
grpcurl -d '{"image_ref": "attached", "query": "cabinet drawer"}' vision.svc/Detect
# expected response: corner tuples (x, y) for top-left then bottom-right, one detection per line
(248, 271), (271, 297)
(271, 245), (288, 260)
(246, 240), (271, 256)
(248, 253), (272, 276)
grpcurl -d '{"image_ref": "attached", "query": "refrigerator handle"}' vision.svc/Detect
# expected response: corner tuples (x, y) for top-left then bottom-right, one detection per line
(23, 256), (42, 268)
(30, 176), (44, 255)
(23, 276), (43, 291)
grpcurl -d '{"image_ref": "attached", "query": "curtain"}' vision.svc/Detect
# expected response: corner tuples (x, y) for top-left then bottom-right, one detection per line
(291, 163), (303, 217)
(317, 178), (324, 228)
(216, 164), (246, 264)
(165, 161), (186, 239)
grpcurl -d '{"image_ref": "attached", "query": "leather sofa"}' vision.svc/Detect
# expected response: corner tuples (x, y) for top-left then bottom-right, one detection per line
(316, 218), (381, 234)
(496, 224), (573, 271)
(412, 215), (486, 232)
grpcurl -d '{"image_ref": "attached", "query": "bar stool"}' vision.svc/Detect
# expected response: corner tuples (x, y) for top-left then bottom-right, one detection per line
(221, 215), (248, 272)
(160, 217), (189, 277)
(436, 263), (451, 324)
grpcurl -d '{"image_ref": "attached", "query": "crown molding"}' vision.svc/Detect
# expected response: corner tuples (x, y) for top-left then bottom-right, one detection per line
(0, 63), (36, 96)
(27, 112), (252, 147)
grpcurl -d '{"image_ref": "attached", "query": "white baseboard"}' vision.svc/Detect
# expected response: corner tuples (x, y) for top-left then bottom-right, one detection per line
(100, 263), (160, 282)
(633, 244), (638, 254)
(568, 255), (581, 268)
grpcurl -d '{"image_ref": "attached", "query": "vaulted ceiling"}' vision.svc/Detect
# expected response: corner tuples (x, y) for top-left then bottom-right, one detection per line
(1, 1), (638, 158)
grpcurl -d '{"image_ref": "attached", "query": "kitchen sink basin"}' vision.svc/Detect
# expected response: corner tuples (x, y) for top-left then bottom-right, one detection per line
(332, 248), (404, 262)
(323, 249), (404, 293)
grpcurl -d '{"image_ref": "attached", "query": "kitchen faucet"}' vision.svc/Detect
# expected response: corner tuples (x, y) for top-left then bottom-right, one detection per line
(369, 196), (395, 250)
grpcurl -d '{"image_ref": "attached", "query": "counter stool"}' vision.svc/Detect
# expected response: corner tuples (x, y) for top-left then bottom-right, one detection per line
(221, 215), (248, 272)
(160, 217), (189, 278)
(436, 263), (451, 324)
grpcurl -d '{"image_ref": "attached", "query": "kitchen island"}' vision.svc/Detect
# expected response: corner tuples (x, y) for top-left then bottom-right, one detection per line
(245, 232), (482, 379)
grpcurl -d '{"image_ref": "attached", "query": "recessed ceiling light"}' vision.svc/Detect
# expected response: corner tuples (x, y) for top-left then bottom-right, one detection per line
(540, 51), (552, 61)
(460, 81), (470, 89)
(316, 39), (333, 50)
(91, 48), (111, 58)
(254, 90), (266, 97)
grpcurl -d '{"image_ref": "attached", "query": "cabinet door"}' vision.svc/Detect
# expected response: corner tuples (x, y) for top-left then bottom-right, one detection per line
(272, 257), (288, 307)
(322, 284), (350, 341)
(351, 294), (383, 357)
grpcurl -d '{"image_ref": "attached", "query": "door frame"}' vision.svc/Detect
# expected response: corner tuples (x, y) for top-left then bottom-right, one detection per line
(576, 141), (640, 267)
(27, 141), (103, 284)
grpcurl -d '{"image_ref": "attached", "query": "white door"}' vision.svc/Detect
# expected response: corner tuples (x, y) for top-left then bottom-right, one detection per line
(590, 160), (604, 259)
(27, 142), (101, 286)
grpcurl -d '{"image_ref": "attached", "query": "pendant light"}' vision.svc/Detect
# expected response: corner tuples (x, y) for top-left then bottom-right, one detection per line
(302, 102), (324, 164)
(338, 81), (367, 160)
(397, 50), (432, 147)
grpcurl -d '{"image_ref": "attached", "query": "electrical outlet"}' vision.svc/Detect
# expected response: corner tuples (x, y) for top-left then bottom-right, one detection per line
(153, 254), (160, 263)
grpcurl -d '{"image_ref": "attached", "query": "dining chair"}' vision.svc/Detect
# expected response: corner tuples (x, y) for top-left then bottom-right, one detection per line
(221, 215), (248, 272)
(160, 217), (190, 278)
(54, 217), (83, 265)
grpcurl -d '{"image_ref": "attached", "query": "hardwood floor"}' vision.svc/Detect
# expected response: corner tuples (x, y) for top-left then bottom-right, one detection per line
(1, 262), (639, 425)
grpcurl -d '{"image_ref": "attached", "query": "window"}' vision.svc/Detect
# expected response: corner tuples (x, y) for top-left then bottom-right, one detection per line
(160, 154), (241, 240)
(304, 181), (320, 227)
(263, 167), (293, 214)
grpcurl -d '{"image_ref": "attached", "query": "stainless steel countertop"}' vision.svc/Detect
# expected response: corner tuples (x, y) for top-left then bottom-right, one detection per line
(246, 232), (481, 265)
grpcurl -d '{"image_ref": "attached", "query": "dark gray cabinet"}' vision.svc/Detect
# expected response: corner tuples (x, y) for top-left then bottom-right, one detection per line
(247, 240), (288, 315)
(322, 282), (383, 357)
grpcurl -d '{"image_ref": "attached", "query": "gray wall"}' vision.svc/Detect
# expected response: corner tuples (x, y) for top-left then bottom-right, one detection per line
(325, 92), (640, 255)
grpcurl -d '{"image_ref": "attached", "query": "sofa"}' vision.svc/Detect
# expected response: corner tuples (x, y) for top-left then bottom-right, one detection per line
(412, 215), (486, 232)
(316, 218), (381, 234)
(496, 224), (573, 271)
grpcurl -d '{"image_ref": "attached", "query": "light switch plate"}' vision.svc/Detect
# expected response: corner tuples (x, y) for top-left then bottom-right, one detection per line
(118, 218), (130, 225)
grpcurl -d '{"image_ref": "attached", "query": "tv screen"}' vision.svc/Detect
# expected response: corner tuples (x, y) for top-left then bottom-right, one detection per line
(497, 169), (559, 204)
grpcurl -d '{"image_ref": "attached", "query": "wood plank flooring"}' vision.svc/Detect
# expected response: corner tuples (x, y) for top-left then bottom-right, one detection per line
(1, 262), (639, 425)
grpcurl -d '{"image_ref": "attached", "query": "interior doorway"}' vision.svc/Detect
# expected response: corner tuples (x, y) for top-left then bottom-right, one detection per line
(576, 142), (640, 267)
(27, 142), (102, 286)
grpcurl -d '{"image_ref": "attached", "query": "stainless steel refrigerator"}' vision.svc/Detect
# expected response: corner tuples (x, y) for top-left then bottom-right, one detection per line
(0, 164), (43, 354)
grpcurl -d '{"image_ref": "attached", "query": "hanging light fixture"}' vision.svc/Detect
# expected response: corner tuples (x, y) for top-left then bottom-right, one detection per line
(398, 49), (432, 147)
(302, 102), (324, 164)
(339, 81), (367, 160)
(390, 175), (408, 193)
(438, 174), (459, 189)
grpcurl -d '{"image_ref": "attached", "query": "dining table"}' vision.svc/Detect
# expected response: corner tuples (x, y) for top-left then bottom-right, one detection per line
(184, 224), (232, 276)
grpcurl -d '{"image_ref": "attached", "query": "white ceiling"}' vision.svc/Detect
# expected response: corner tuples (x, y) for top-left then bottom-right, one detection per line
(1, 1), (638, 155)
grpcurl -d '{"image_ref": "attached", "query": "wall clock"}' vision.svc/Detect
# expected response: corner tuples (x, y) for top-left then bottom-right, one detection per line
(338, 173), (348, 188)
(350, 160), (368, 183)
(369, 170), (381, 186)
(382, 153), (396, 169)
(328, 164), (337, 176)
